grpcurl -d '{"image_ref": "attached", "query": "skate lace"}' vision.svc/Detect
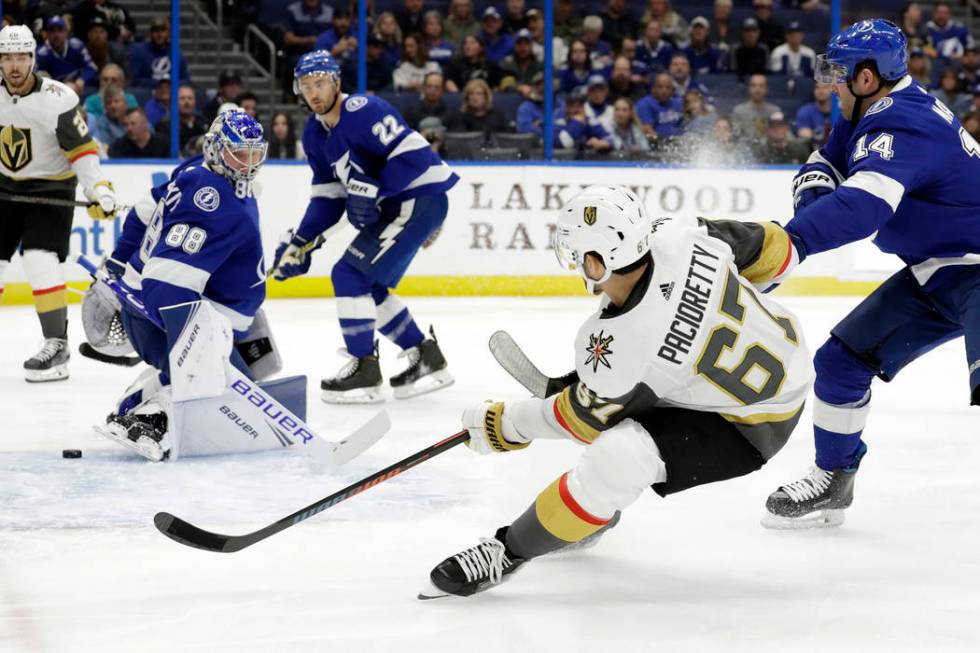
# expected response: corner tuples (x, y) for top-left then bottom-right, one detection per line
(781, 467), (833, 503)
(334, 349), (360, 379)
(453, 538), (509, 585)
(397, 345), (421, 366)
(33, 339), (64, 363)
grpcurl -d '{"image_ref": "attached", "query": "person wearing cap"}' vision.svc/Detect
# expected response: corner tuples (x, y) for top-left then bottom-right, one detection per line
(636, 20), (674, 74)
(395, 0), (425, 40)
(755, 111), (809, 164)
(128, 16), (190, 88)
(682, 16), (724, 75)
(600, 0), (637, 49)
(926, 1), (974, 61)
(71, 0), (136, 43)
(958, 45), (980, 92)
(584, 74), (614, 133)
(908, 47), (933, 87)
(931, 67), (972, 117)
(35, 15), (97, 94)
(393, 33), (441, 93)
(751, 0), (784, 51)
(446, 78), (508, 137)
(731, 17), (769, 80)
(444, 0), (479, 48)
(422, 11), (455, 65)
(405, 71), (448, 129)
(731, 73), (778, 144)
(641, 0), (689, 46)
(516, 71), (563, 136)
(204, 70), (243, 124)
(555, 86), (611, 154)
(478, 7), (513, 65)
(526, 8), (567, 67)
(443, 33), (504, 93)
(143, 76), (170, 128)
(83, 63), (137, 119)
(769, 21), (815, 78)
(314, 8), (359, 64)
(794, 81), (832, 147)
(84, 15), (126, 70)
(503, 0), (528, 34)
(581, 15), (613, 69)
(500, 28), (542, 98)
(635, 71), (684, 140)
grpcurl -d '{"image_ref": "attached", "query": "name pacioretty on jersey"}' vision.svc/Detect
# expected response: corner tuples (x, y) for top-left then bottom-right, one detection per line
(657, 243), (720, 366)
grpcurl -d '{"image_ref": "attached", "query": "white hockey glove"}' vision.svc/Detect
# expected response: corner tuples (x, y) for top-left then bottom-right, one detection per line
(86, 180), (119, 220)
(791, 163), (837, 214)
(462, 401), (530, 454)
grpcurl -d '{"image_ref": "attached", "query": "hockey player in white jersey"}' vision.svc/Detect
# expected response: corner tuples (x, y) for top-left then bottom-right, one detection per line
(0, 24), (118, 382)
(420, 185), (814, 599)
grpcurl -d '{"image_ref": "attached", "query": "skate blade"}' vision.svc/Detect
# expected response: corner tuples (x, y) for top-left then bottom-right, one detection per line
(320, 386), (385, 405)
(24, 364), (69, 383)
(392, 370), (455, 400)
(417, 580), (451, 601)
(93, 424), (167, 462)
(761, 509), (846, 530)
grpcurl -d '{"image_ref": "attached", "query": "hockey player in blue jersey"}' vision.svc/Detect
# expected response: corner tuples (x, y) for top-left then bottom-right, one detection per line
(97, 111), (273, 461)
(762, 19), (980, 528)
(271, 50), (458, 404)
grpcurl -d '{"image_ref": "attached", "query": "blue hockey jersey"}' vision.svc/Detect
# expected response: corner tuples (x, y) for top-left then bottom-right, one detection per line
(296, 94), (458, 241)
(116, 160), (265, 335)
(787, 76), (980, 286)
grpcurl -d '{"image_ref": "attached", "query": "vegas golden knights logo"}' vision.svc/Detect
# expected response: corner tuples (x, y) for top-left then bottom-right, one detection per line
(0, 125), (33, 173)
(583, 206), (597, 225)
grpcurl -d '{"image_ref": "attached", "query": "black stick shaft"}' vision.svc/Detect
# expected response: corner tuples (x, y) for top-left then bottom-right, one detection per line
(155, 430), (471, 552)
(0, 191), (90, 208)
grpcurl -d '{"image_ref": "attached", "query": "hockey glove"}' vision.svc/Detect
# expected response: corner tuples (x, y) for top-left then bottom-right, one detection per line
(792, 163), (837, 214)
(86, 180), (119, 220)
(345, 173), (381, 229)
(462, 401), (530, 455)
(270, 229), (324, 281)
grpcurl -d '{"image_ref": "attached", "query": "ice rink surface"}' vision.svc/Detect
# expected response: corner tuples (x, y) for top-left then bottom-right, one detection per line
(1, 296), (977, 653)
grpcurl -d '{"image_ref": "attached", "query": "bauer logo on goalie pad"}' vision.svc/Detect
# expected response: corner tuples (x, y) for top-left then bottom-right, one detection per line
(583, 206), (597, 225)
(230, 378), (314, 443)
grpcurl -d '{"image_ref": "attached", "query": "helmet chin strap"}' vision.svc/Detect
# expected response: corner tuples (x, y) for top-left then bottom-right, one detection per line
(845, 75), (882, 126)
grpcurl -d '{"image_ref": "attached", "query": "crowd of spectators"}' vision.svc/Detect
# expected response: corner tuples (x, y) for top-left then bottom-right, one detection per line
(5, 0), (980, 163)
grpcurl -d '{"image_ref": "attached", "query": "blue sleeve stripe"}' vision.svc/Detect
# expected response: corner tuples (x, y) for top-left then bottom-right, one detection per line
(142, 258), (210, 293)
(387, 132), (430, 160)
(840, 171), (905, 212)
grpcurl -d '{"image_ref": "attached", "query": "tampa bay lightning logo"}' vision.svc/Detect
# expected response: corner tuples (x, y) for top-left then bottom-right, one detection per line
(345, 96), (367, 112)
(865, 97), (893, 116)
(193, 186), (220, 212)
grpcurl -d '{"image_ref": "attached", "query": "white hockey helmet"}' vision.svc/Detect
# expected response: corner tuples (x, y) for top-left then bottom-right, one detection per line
(0, 25), (37, 58)
(554, 185), (652, 293)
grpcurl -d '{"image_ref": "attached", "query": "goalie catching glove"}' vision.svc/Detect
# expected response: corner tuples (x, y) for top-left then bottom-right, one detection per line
(462, 401), (530, 454)
(85, 180), (119, 220)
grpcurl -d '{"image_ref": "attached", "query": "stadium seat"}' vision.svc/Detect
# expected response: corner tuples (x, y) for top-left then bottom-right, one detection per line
(481, 147), (521, 161)
(443, 131), (486, 159)
(492, 132), (540, 159)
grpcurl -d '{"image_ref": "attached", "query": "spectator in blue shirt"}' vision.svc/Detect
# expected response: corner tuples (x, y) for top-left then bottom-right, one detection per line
(143, 77), (170, 128)
(555, 88), (611, 154)
(517, 72), (563, 136)
(91, 86), (129, 149)
(682, 16), (724, 75)
(83, 63), (137, 119)
(129, 16), (190, 88)
(668, 53), (712, 104)
(560, 40), (592, 94)
(794, 81), (832, 147)
(635, 72), (684, 140)
(314, 8), (359, 63)
(35, 16), (98, 94)
(479, 7), (514, 64)
(284, 0), (334, 58)
(375, 12), (404, 67)
(635, 20), (673, 73)
(581, 15), (612, 69)
(927, 1), (974, 61)
(768, 21), (815, 78)
(423, 11), (455, 65)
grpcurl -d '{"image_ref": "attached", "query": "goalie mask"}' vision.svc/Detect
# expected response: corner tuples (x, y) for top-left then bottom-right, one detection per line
(202, 110), (267, 198)
(554, 185), (652, 294)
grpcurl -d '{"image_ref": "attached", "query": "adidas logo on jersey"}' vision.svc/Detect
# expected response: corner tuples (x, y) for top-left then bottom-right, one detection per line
(660, 282), (674, 300)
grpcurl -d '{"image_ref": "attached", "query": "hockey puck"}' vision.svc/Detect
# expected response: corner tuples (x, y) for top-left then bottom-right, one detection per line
(62, 449), (82, 459)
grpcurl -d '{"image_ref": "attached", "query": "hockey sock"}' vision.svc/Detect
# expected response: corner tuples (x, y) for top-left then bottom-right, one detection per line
(371, 286), (424, 350)
(812, 337), (877, 470)
(332, 261), (376, 358)
(22, 250), (67, 339)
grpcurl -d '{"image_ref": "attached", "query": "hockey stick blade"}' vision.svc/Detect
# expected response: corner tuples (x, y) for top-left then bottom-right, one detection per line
(79, 342), (141, 367)
(326, 410), (391, 465)
(154, 430), (470, 552)
(488, 330), (578, 398)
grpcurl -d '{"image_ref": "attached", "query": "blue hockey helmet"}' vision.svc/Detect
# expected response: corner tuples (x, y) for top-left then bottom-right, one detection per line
(202, 110), (267, 196)
(816, 19), (908, 84)
(293, 50), (341, 95)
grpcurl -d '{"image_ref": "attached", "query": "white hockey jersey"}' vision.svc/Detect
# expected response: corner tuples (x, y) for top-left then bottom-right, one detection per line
(550, 214), (814, 458)
(0, 76), (98, 191)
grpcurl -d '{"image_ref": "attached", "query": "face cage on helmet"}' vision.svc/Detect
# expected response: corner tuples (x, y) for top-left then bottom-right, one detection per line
(553, 229), (613, 292)
(219, 139), (268, 183)
(815, 54), (849, 84)
(293, 70), (339, 97)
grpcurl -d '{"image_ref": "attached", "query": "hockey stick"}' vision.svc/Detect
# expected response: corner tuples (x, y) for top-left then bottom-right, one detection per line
(488, 330), (578, 399)
(0, 191), (131, 213)
(154, 430), (470, 552)
(266, 233), (327, 279)
(78, 342), (141, 367)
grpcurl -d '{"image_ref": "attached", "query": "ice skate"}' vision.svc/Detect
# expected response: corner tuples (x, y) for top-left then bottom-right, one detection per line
(762, 463), (861, 530)
(320, 347), (384, 404)
(24, 337), (69, 383)
(418, 528), (527, 600)
(390, 327), (454, 399)
(95, 412), (171, 462)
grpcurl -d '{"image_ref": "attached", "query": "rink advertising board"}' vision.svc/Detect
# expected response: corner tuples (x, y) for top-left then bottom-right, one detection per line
(2, 161), (896, 304)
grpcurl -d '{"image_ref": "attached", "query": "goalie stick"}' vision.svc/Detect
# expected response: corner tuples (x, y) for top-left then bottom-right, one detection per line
(488, 330), (578, 399)
(154, 430), (470, 552)
(78, 342), (141, 367)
